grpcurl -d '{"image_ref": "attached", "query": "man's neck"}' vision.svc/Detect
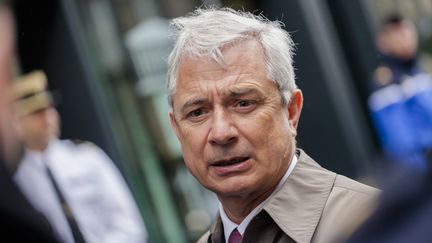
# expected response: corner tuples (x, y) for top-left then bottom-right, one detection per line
(218, 152), (298, 243)
(219, 186), (277, 224)
(24, 139), (52, 152)
(25, 144), (47, 152)
(218, 151), (299, 225)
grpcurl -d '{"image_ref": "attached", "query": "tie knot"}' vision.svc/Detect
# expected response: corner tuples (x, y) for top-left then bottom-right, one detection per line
(228, 228), (242, 243)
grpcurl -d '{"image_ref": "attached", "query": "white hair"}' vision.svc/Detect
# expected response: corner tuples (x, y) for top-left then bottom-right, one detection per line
(167, 7), (296, 107)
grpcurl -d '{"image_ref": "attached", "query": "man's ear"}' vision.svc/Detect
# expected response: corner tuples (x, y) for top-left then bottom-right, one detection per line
(288, 89), (303, 129)
(169, 111), (180, 139)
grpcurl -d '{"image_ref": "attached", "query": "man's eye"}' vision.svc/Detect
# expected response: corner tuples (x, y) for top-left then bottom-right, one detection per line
(236, 100), (254, 107)
(233, 99), (257, 113)
(186, 108), (208, 123)
(188, 109), (205, 118)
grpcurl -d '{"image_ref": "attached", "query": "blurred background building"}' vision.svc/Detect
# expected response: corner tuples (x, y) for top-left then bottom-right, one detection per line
(12, 0), (432, 242)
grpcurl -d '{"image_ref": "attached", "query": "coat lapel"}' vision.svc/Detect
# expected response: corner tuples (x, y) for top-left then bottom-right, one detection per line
(263, 150), (337, 243)
(207, 212), (225, 243)
(205, 150), (336, 243)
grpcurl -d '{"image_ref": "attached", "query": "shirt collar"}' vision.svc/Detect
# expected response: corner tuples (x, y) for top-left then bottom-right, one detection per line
(23, 139), (59, 168)
(219, 154), (298, 243)
(24, 149), (46, 169)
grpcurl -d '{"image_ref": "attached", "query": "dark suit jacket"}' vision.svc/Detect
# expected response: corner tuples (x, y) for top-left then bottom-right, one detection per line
(0, 159), (59, 242)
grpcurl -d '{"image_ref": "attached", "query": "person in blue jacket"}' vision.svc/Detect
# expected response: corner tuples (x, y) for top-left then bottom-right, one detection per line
(369, 14), (432, 169)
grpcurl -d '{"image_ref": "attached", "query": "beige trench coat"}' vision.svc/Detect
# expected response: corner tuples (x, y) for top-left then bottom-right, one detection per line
(197, 150), (379, 243)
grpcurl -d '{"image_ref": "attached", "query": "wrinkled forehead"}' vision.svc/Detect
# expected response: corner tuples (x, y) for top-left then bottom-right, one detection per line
(173, 49), (273, 112)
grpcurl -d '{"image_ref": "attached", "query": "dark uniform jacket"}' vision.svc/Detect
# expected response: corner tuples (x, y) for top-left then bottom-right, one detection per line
(369, 55), (432, 168)
(0, 159), (59, 242)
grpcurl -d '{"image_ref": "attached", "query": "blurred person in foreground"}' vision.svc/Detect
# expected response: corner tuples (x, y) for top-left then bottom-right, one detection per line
(0, 1), (59, 242)
(346, 152), (432, 243)
(167, 8), (379, 243)
(368, 14), (432, 169)
(12, 70), (148, 243)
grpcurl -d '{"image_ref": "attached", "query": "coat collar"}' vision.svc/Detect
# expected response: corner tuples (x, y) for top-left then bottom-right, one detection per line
(208, 212), (224, 243)
(263, 149), (336, 243)
(207, 149), (337, 243)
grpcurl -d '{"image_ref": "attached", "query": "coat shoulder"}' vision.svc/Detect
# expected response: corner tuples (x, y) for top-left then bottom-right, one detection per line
(333, 174), (380, 196)
(311, 175), (380, 243)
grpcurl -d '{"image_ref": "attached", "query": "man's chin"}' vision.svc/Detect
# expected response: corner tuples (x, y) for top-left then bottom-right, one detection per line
(211, 180), (253, 198)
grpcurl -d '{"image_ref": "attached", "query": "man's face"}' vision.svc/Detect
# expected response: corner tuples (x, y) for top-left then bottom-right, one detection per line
(170, 39), (302, 200)
(18, 107), (60, 151)
(379, 21), (418, 60)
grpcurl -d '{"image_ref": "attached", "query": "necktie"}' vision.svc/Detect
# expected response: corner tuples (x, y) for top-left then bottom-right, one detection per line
(228, 228), (242, 243)
(43, 158), (86, 243)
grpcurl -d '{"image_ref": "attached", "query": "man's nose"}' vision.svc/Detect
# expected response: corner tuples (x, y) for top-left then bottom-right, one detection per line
(208, 109), (238, 146)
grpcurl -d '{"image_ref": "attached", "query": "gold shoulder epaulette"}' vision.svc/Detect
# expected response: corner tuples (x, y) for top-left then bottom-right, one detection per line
(373, 65), (393, 87)
(71, 139), (95, 147)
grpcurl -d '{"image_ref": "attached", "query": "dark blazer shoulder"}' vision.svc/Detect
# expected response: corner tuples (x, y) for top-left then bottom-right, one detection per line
(0, 162), (59, 242)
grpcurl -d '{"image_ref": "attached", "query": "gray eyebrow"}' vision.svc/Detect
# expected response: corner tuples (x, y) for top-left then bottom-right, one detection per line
(228, 87), (256, 97)
(228, 85), (266, 99)
(178, 85), (263, 114)
(180, 98), (209, 114)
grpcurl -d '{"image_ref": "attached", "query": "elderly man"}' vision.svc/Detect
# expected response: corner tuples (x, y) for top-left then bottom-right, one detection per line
(168, 8), (378, 243)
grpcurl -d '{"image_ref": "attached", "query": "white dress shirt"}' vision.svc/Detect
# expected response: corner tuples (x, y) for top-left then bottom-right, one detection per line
(14, 139), (148, 243)
(219, 154), (298, 243)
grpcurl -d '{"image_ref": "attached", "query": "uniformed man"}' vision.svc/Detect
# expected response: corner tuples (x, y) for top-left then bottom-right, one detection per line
(12, 70), (148, 243)
(369, 14), (432, 168)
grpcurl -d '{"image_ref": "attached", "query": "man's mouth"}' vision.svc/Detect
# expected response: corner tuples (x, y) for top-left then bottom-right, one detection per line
(212, 157), (250, 167)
